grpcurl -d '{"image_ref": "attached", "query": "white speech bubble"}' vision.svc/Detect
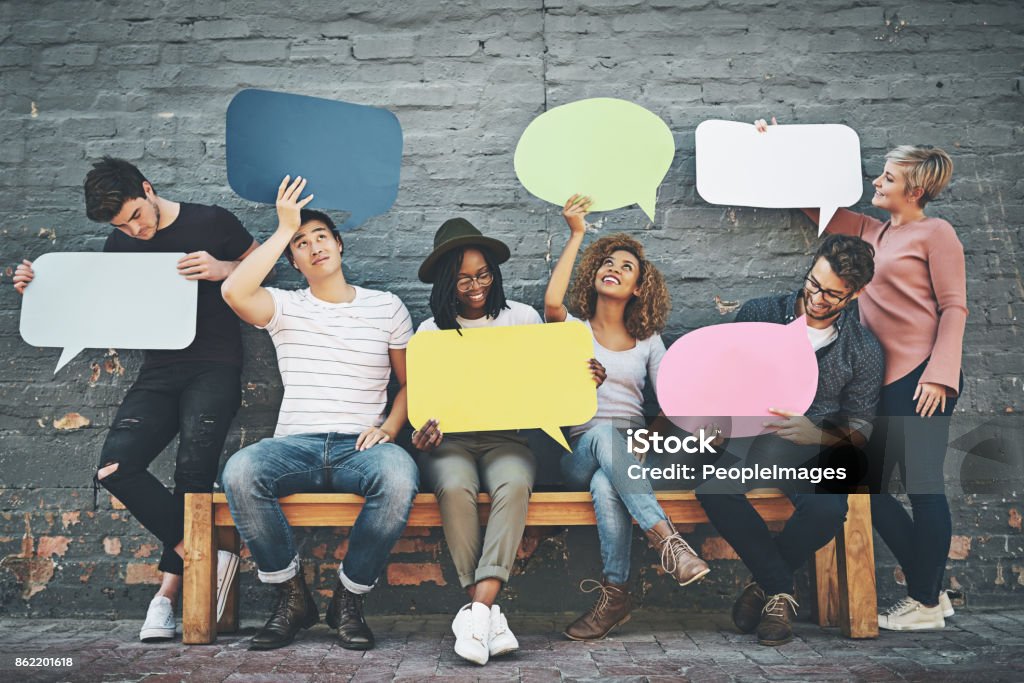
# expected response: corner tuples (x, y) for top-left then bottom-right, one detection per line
(19, 253), (198, 373)
(695, 120), (862, 234)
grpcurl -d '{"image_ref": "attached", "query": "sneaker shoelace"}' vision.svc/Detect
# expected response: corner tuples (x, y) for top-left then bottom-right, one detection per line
(882, 597), (917, 618)
(660, 533), (699, 574)
(763, 593), (799, 618)
(492, 610), (508, 636)
(145, 599), (173, 627)
(579, 579), (612, 617)
(471, 609), (488, 641)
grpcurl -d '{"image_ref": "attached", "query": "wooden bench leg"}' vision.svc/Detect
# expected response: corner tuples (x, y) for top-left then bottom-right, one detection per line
(216, 526), (241, 634)
(813, 538), (839, 627)
(183, 493), (217, 645)
(836, 494), (878, 638)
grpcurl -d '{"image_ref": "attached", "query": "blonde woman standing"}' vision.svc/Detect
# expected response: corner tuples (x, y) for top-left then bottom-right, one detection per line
(757, 119), (967, 631)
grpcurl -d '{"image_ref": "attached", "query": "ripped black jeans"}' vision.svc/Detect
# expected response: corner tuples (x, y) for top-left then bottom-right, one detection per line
(97, 362), (241, 575)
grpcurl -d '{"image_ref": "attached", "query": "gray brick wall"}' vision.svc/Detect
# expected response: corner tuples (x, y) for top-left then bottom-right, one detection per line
(0, 0), (1021, 618)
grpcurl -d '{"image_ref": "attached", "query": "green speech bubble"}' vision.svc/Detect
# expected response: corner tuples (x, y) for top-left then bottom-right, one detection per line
(514, 98), (675, 220)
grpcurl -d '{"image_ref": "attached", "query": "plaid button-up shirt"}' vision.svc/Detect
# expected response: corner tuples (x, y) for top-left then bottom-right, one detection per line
(735, 291), (885, 441)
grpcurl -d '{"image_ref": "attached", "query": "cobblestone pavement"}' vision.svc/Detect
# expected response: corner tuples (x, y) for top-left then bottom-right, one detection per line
(1, 610), (1022, 682)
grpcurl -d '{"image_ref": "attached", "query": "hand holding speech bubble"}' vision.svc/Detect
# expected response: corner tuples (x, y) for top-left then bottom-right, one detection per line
(408, 322), (597, 450)
(514, 98), (675, 220)
(656, 317), (819, 438)
(19, 253), (197, 373)
(226, 89), (403, 230)
(695, 120), (862, 234)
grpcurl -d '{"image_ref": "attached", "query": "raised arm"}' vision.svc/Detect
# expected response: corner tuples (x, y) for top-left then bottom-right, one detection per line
(221, 175), (313, 326)
(544, 194), (592, 322)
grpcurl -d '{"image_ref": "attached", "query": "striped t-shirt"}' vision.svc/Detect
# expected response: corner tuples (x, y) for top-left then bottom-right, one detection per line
(260, 285), (413, 437)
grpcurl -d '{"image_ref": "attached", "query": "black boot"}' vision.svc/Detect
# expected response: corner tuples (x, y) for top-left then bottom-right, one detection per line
(250, 572), (319, 651)
(326, 578), (375, 650)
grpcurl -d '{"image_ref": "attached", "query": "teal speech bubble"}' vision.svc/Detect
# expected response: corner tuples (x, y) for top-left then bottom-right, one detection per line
(226, 89), (403, 231)
(514, 98), (675, 220)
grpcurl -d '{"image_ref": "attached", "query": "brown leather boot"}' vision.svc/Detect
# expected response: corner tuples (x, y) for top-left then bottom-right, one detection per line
(563, 579), (633, 641)
(732, 580), (767, 633)
(644, 519), (710, 586)
(757, 592), (798, 646)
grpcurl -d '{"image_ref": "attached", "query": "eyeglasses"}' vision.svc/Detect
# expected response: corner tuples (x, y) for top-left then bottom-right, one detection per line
(456, 271), (493, 292)
(803, 271), (852, 306)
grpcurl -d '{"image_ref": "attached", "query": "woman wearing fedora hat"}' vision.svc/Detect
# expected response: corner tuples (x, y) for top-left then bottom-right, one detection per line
(412, 217), (542, 666)
(545, 196), (710, 641)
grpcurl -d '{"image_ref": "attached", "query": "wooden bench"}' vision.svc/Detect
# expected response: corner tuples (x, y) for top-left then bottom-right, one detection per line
(182, 491), (877, 644)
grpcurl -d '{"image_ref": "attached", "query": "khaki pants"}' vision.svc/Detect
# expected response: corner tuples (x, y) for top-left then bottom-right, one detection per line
(419, 431), (535, 588)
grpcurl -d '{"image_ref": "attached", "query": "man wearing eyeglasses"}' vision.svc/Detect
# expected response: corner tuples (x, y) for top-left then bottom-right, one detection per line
(696, 233), (884, 647)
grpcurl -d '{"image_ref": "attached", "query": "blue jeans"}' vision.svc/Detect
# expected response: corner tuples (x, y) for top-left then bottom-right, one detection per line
(221, 433), (418, 590)
(562, 424), (669, 585)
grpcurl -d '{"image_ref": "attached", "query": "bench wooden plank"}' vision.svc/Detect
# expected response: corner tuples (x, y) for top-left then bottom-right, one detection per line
(837, 494), (879, 638)
(813, 538), (840, 627)
(182, 493), (216, 645)
(209, 492), (796, 527)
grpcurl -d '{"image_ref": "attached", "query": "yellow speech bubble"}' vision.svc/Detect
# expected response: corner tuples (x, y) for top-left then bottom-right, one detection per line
(408, 322), (597, 450)
(514, 98), (675, 220)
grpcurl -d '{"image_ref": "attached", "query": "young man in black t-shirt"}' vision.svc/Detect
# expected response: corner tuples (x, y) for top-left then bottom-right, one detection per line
(13, 158), (258, 642)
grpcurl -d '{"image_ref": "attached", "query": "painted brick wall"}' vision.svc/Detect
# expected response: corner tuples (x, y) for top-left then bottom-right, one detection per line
(0, 0), (1021, 619)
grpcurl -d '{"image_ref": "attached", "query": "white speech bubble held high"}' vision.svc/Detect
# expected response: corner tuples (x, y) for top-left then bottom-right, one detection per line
(695, 120), (862, 234)
(19, 253), (198, 373)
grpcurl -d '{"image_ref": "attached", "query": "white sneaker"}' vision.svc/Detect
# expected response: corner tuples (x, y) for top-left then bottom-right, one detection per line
(453, 602), (490, 665)
(216, 550), (240, 622)
(488, 604), (519, 657)
(140, 595), (176, 642)
(939, 590), (955, 618)
(878, 597), (945, 631)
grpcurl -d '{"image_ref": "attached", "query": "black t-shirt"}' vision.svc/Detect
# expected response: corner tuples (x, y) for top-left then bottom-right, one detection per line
(103, 202), (254, 368)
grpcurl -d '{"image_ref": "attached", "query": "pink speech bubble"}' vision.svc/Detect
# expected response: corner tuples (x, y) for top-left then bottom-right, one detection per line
(657, 317), (819, 438)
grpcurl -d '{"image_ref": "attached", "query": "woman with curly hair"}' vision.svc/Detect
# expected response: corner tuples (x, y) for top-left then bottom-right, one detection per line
(544, 195), (710, 641)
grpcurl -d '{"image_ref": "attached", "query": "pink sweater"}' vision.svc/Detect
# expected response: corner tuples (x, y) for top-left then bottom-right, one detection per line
(826, 209), (968, 395)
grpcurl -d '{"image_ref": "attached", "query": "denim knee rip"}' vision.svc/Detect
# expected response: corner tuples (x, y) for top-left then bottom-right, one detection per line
(94, 416), (144, 508)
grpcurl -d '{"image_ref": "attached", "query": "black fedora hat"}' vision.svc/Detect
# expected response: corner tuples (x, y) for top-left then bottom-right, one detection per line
(418, 218), (511, 283)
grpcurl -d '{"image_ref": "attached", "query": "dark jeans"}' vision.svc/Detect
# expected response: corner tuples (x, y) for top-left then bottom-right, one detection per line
(696, 435), (850, 596)
(869, 360), (962, 605)
(699, 491), (848, 596)
(97, 362), (241, 575)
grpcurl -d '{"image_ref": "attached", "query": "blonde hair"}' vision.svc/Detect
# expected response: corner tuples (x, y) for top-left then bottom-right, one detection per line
(885, 145), (953, 207)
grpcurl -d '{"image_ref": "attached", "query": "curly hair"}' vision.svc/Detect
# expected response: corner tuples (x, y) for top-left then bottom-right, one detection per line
(567, 232), (670, 340)
(812, 234), (876, 292)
